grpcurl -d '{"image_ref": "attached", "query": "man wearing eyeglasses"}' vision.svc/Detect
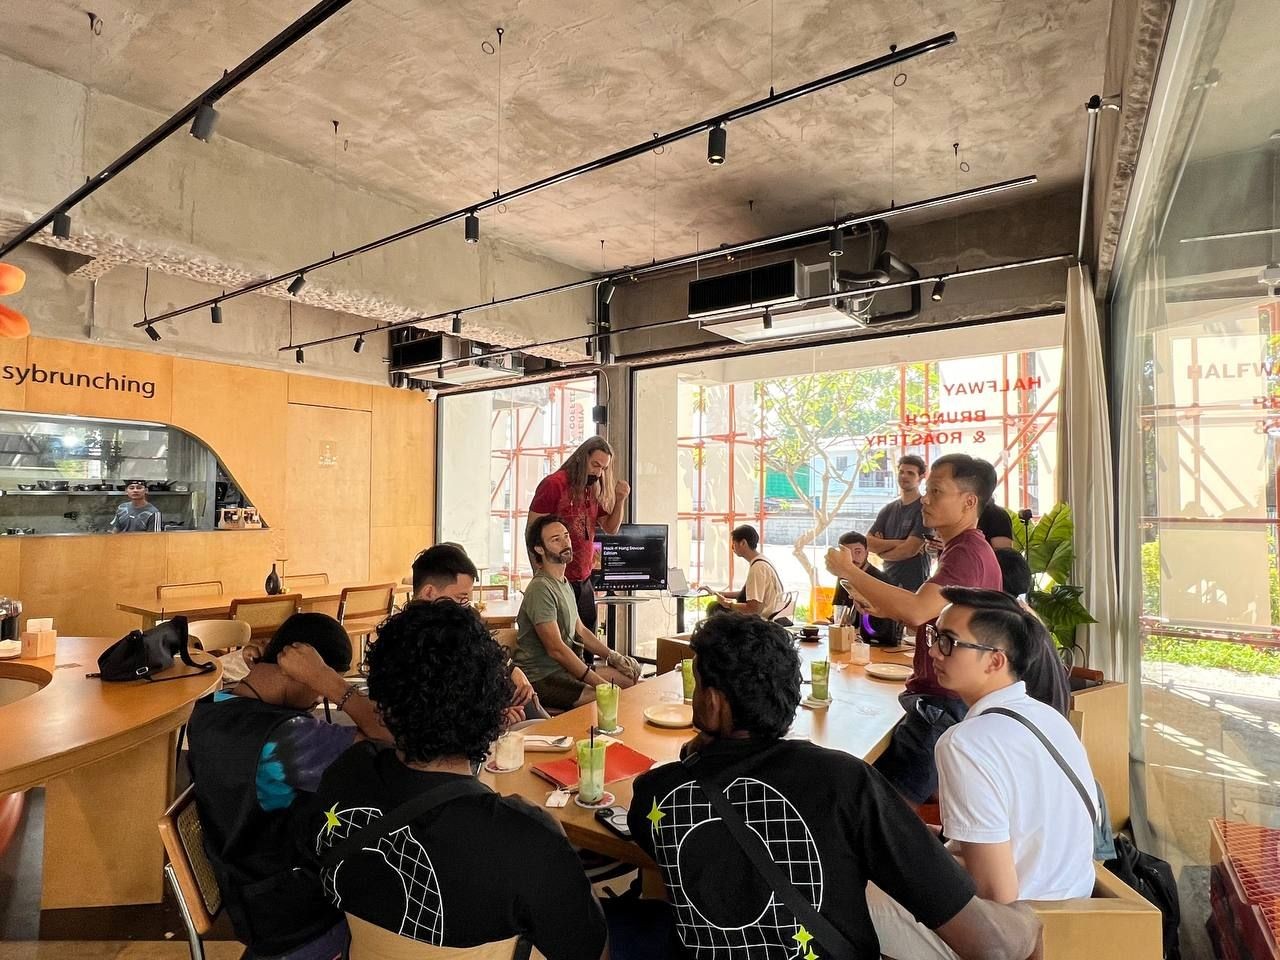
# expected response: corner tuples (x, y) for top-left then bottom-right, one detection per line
(868, 587), (1098, 959)
(824, 454), (1001, 807)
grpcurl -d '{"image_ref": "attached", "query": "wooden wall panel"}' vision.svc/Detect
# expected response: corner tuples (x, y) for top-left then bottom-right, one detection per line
(163, 530), (276, 597)
(0, 336), (28, 409)
(19, 533), (168, 637)
(284, 404), (371, 586)
(370, 524), (431, 587)
(170, 358), (288, 529)
(0, 540), (20, 599)
(371, 390), (432, 529)
(24, 339), (173, 423)
(289, 374), (372, 412)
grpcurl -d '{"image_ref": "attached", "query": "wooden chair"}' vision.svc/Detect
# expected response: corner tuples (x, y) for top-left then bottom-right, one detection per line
(338, 584), (397, 670)
(230, 594), (302, 642)
(187, 619), (252, 656)
(157, 580), (223, 601)
(158, 785), (229, 960)
(283, 572), (330, 590)
(348, 913), (536, 959)
(770, 591), (797, 625)
(473, 584), (510, 603)
(1029, 862), (1162, 960)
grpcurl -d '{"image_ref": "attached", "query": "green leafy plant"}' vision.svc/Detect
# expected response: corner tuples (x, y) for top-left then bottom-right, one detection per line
(1009, 503), (1097, 651)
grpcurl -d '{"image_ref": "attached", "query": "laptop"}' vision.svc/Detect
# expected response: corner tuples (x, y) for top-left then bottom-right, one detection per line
(667, 567), (691, 594)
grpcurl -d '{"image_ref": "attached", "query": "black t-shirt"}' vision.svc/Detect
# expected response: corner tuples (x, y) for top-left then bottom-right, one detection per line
(303, 743), (606, 960)
(628, 737), (976, 959)
(870, 498), (929, 590)
(978, 502), (1014, 544)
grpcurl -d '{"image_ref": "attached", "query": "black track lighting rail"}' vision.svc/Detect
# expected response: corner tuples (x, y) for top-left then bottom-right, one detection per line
(280, 174), (1034, 352)
(0, 0), (356, 258)
(136, 31), (957, 329)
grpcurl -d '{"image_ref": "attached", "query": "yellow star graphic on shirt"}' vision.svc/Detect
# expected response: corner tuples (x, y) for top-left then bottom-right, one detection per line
(805, 950), (818, 960)
(646, 798), (666, 827)
(792, 926), (813, 949)
(323, 804), (341, 834)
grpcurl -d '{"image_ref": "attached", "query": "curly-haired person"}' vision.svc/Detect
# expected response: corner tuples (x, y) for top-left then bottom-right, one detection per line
(627, 612), (1042, 960)
(303, 600), (607, 960)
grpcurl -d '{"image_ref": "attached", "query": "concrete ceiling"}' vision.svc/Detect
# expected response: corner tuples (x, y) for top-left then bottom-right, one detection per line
(0, 0), (1111, 273)
(1188, 0), (1280, 162)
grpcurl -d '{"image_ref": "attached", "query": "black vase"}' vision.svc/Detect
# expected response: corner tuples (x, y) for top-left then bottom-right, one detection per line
(265, 563), (282, 595)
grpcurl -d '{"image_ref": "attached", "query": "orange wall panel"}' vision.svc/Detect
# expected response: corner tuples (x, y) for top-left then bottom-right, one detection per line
(288, 374), (373, 412)
(0, 337), (28, 410)
(23, 338), (173, 422)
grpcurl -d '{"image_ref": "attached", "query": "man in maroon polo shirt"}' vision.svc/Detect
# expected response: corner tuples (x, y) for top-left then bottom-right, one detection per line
(825, 453), (1000, 806)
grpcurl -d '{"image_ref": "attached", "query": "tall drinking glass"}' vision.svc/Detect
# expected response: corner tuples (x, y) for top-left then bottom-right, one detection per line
(577, 739), (608, 804)
(811, 659), (831, 701)
(681, 658), (696, 701)
(595, 682), (619, 732)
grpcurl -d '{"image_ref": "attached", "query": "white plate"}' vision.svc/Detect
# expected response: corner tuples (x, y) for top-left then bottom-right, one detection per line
(644, 702), (694, 728)
(0, 640), (19, 660)
(864, 662), (913, 682)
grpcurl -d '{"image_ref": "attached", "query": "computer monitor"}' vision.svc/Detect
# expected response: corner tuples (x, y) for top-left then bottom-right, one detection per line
(591, 524), (668, 592)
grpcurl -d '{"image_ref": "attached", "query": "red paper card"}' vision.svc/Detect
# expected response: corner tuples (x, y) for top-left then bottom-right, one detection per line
(531, 742), (656, 790)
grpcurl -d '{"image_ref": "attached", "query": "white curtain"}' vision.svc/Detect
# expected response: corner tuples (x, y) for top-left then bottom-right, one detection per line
(1058, 264), (1123, 679)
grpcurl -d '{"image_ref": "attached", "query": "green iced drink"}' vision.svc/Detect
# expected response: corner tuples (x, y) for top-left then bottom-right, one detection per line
(681, 658), (695, 701)
(811, 659), (831, 701)
(595, 682), (619, 732)
(577, 739), (608, 803)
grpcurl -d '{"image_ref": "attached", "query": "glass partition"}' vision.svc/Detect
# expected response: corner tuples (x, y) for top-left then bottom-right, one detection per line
(1110, 0), (1280, 952)
(0, 410), (258, 536)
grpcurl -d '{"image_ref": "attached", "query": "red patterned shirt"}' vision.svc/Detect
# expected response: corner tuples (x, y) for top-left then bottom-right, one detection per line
(529, 469), (602, 584)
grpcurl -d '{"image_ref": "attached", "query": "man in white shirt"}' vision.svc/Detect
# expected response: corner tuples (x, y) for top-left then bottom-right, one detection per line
(711, 524), (784, 619)
(868, 586), (1098, 959)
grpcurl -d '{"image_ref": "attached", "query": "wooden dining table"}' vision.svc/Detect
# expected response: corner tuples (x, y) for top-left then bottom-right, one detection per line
(117, 583), (521, 629)
(478, 638), (907, 866)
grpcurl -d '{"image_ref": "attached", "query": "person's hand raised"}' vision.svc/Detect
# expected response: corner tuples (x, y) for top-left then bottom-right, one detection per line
(825, 546), (855, 579)
(614, 479), (631, 499)
(277, 643), (343, 700)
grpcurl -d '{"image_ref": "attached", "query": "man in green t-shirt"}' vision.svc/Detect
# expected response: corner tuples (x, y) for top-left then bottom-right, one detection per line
(515, 515), (642, 711)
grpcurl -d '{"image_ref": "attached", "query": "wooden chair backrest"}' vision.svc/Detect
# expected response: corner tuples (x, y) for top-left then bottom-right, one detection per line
(338, 584), (397, 622)
(157, 580), (223, 601)
(229, 594), (303, 640)
(283, 572), (330, 589)
(347, 914), (527, 960)
(187, 618), (252, 655)
(1028, 863), (1161, 960)
(157, 785), (222, 935)
(492, 628), (518, 653)
(473, 584), (510, 602)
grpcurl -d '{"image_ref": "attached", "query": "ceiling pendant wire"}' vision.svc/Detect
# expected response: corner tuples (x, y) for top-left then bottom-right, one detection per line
(769, 0), (775, 97)
(953, 141), (961, 270)
(651, 133), (659, 264)
(141, 268), (150, 322)
(496, 27), (505, 208)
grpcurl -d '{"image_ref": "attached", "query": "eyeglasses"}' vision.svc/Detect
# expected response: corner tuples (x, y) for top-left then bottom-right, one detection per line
(924, 624), (1006, 657)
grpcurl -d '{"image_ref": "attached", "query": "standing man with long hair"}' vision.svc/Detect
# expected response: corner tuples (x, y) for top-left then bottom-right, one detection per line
(528, 436), (630, 636)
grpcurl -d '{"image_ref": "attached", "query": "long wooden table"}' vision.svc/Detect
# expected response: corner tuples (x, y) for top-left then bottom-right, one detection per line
(479, 640), (906, 865)
(118, 585), (522, 630)
(0, 637), (221, 909)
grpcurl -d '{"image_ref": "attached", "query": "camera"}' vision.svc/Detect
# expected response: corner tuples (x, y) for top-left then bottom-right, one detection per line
(1259, 263), (1280, 299)
(1019, 508), (1034, 522)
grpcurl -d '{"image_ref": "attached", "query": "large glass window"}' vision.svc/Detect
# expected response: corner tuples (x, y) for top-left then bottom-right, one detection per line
(632, 316), (1062, 657)
(1111, 0), (1280, 953)
(438, 378), (597, 586)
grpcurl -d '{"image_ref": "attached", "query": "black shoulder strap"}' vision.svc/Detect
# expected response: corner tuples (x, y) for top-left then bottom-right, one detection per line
(687, 750), (858, 960)
(319, 776), (489, 869)
(983, 707), (1098, 825)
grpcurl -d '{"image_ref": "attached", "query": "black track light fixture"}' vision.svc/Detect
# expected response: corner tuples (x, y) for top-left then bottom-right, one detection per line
(464, 212), (480, 244)
(211, 302), (223, 324)
(763, 309), (773, 331)
(52, 211), (71, 239)
(707, 123), (727, 165)
(295, 347), (305, 364)
(828, 227), (844, 257)
(931, 278), (946, 302)
(287, 273), (306, 297)
(451, 313), (462, 335)
(190, 101), (220, 142)
(353, 334), (365, 354)
(144, 324), (161, 342)
(600, 281), (616, 305)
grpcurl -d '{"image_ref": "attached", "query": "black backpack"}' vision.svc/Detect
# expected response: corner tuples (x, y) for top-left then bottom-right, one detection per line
(90, 615), (216, 682)
(1106, 834), (1182, 960)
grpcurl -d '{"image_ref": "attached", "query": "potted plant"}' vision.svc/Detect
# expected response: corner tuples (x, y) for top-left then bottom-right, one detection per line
(1009, 503), (1097, 659)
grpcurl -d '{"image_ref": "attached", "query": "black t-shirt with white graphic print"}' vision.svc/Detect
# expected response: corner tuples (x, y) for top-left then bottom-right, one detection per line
(302, 742), (606, 960)
(628, 737), (976, 959)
